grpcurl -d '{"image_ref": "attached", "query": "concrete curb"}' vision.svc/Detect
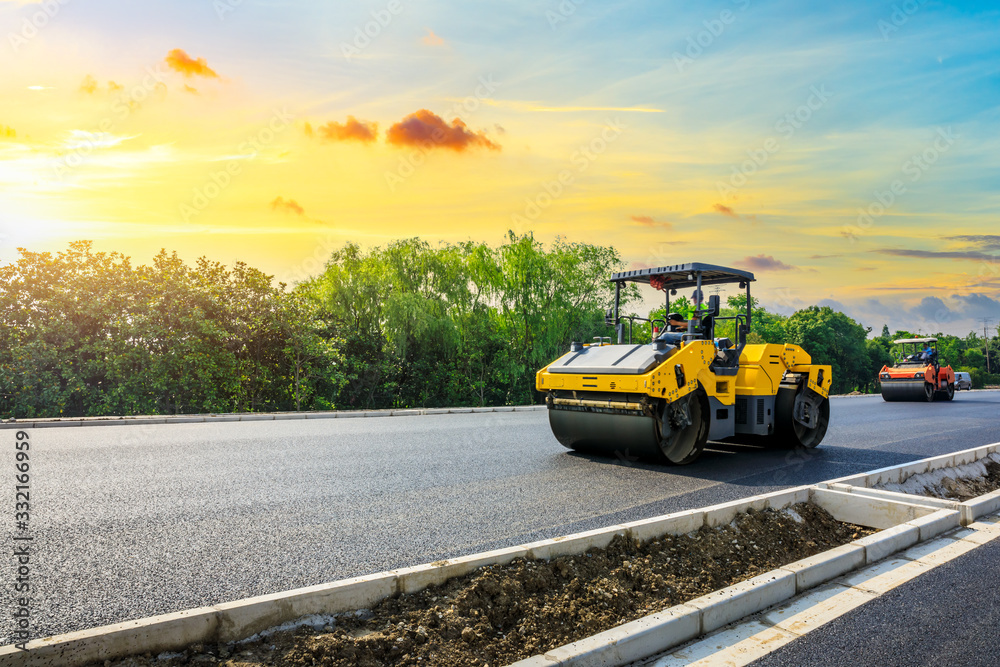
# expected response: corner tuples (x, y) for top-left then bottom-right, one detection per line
(0, 405), (546, 430)
(822, 483), (960, 512)
(642, 514), (1000, 666)
(510, 507), (961, 667)
(821, 442), (1000, 526)
(824, 442), (1000, 489)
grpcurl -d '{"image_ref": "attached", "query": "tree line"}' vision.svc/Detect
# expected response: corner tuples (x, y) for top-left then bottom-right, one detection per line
(636, 296), (1000, 394)
(1, 237), (997, 418)
(0, 241), (343, 418)
(0, 235), (629, 417)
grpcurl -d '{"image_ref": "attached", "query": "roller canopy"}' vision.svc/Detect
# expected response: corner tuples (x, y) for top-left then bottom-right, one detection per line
(610, 263), (755, 289)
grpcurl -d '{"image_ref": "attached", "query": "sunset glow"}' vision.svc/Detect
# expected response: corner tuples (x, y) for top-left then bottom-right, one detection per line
(1, 0), (998, 333)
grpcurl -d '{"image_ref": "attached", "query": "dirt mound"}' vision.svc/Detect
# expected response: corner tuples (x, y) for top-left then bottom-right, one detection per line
(936, 460), (1000, 501)
(94, 503), (872, 667)
(880, 455), (1000, 502)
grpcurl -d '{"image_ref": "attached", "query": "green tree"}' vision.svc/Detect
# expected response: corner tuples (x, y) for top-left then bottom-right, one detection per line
(0, 242), (345, 418)
(725, 294), (787, 344)
(864, 338), (894, 393)
(935, 336), (962, 369)
(783, 306), (870, 394)
(299, 232), (634, 409)
(282, 294), (345, 411)
(964, 348), (985, 371)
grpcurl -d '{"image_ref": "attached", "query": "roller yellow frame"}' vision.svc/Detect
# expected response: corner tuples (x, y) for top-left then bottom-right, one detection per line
(536, 263), (833, 465)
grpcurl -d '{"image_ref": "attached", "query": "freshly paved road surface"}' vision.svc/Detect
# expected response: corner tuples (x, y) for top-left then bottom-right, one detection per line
(5, 391), (1000, 642)
(750, 536), (1000, 667)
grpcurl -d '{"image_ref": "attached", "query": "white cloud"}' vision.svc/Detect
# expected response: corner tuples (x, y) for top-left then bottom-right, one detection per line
(62, 130), (139, 151)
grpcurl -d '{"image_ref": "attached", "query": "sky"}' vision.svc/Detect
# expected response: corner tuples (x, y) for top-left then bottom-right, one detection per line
(0, 0), (998, 336)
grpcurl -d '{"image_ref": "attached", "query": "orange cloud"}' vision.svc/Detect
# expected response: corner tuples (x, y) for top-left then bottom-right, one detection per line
(0, 124), (15, 139)
(387, 109), (500, 152)
(183, 84), (199, 95)
(80, 77), (127, 96)
(270, 197), (305, 216)
(79, 75), (98, 94)
(713, 203), (737, 218)
(735, 255), (796, 271)
(164, 49), (219, 79)
(631, 215), (672, 229)
(313, 116), (378, 144)
(422, 28), (445, 46)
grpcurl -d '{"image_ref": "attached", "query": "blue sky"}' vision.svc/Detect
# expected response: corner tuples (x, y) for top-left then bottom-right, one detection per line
(0, 0), (998, 335)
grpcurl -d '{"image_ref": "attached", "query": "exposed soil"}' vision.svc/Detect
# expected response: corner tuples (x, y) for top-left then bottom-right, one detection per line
(96, 503), (873, 667)
(881, 456), (1000, 502)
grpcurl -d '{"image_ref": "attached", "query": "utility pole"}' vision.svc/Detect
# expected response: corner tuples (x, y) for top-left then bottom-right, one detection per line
(985, 319), (994, 374)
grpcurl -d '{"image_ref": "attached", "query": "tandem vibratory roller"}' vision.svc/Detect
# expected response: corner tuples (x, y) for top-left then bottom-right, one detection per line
(536, 263), (833, 465)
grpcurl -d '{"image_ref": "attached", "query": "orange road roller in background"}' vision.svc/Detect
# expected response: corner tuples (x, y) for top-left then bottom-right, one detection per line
(879, 337), (956, 402)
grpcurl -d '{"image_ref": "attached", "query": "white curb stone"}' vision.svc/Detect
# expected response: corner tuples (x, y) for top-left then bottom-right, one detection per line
(686, 570), (797, 634)
(853, 523), (920, 563)
(961, 488), (1000, 525)
(903, 508), (962, 541)
(827, 483), (958, 511)
(621, 509), (703, 543)
(781, 544), (866, 592)
(528, 604), (702, 667)
(810, 487), (933, 529)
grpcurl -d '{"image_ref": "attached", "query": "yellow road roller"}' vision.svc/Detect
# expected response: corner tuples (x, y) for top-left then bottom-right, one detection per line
(535, 263), (833, 464)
